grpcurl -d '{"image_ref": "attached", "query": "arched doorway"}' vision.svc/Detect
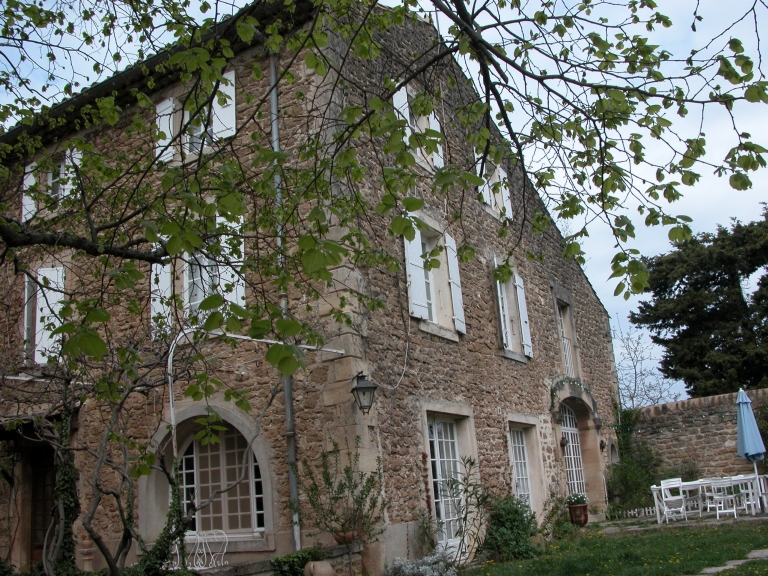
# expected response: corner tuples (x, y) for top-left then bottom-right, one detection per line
(560, 404), (586, 495)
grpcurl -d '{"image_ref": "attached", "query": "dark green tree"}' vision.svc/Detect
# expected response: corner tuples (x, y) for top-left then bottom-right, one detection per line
(631, 208), (768, 397)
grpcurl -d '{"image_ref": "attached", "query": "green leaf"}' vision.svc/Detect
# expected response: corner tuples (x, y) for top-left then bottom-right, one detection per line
(204, 311), (224, 331)
(199, 294), (224, 311)
(277, 355), (299, 376)
(402, 197), (424, 212)
(276, 318), (302, 337)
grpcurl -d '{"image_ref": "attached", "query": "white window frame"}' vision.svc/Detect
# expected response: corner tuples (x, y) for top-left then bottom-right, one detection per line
(177, 427), (266, 535)
(25, 267), (65, 364)
(404, 221), (465, 335)
(427, 415), (462, 549)
(509, 428), (532, 506)
(560, 404), (586, 496)
(557, 301), (577, 378)
(157, 70), (237, 160)
(393, 85), (444, 170)
(183, 214), (246, 318)
(476, 156), (512, 219)
(493, 258), (533, 359)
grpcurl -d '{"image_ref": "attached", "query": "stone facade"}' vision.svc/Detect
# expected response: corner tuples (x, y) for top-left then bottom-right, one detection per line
(634, 389), (768, 478)
(0, 6), (619, 574)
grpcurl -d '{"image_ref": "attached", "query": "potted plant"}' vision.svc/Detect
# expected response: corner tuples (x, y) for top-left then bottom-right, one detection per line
(565, 493), (589, 527)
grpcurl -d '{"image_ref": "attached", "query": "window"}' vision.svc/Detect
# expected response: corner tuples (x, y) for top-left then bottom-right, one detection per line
(151, 214), (245, 329)
(25, 267), (65, 364)
(178, 427), (265, 534)
(560, 404), (586, 495)
(427, 416), (461, 546)
(556, 301), (577, 378)
(493, 258), (533, 359)
(509, 428), (531, 505)
(22, 151), (80, 221)
(155, 70), (236, 160)
(404, 225), (465, 335)
(477, 156), (512, 219)
(393, 86), (444, 169)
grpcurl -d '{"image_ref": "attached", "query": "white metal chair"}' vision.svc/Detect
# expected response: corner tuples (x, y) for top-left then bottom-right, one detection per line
(733, 475), (758, 516)
(701, 478), (719, 513)
(711, 478), (738, 519)
(660, 478), (687, 523)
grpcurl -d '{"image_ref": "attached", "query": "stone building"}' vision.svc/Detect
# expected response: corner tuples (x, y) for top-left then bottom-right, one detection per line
(0, 2), (619, 573)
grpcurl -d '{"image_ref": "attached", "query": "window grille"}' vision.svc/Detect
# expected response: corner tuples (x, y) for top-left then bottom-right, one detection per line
(428, 417), (461, 543)
(509, 428), (531, 505)
(177, 428), (265, 534)
(560, 404), (586, 495)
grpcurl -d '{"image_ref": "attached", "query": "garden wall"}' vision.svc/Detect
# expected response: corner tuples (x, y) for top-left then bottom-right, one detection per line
(634, 389), (768, 478)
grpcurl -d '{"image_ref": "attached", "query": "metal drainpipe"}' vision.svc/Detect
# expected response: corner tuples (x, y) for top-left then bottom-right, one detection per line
(270, 53), (302, 552)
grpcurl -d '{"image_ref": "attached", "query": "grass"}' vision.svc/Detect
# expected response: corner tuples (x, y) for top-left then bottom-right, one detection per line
(471, 521), (768, 576)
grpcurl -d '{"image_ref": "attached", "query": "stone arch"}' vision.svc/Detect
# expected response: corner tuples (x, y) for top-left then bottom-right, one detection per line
(138, 400), (275, 549)
(550, 379), (606, 510)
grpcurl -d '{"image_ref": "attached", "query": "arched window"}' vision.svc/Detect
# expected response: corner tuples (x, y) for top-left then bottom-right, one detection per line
(560, 404), (586, 495)
(178, 427), (265, 534)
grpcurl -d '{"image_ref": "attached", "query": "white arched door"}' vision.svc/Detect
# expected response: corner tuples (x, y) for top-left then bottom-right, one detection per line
(560, 404), (586, 495)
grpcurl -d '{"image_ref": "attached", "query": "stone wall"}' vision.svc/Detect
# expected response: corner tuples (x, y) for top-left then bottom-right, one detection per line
(634, 389), (768, 478)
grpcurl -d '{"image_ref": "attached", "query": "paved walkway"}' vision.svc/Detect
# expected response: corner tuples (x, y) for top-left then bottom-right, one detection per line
(699, 548), (768, 574)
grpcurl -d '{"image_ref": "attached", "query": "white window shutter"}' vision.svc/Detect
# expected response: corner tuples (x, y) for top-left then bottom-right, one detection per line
(514, 272), (533, 357)
(215, 214), (246, 308)
(404, 230), (429, 320)
(393, 86), (412, 142)
(493, 257), (511, 350)
(22, 163), (37, 221)
(445, 233), (466, 334)
(151, 261), (173, 336)
(476, 154), (492, 205)
(498, 166), (512, 219)
(60, 149), (81, 198)
(155, 97), (175, 161)
(213, 70), (236, 139)
(35, 267), (65, 364)
(429, 112), (444, 169)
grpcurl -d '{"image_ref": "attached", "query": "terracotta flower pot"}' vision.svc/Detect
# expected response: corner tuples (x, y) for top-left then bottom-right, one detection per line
(332, 531), (359, 545)
(568, 503), (589, 527)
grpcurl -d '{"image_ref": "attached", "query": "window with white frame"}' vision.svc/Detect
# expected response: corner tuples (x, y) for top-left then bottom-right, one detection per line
(509, 428), (531, 505)
(392, 86), (444, 169)
(556, 301), (577, 378)
(493, 258), (533, 359)
(560, 404), (586, 495)
(151, 215), (245, 329)
(427, 415), (462, 546)
(24, 267), (65, 364)
(22, 151), (81, 221)
(476, 156), (512, 219)
(404, 225), (465, 334)
(155, 70), (236, 161)
(178, 427), (265, 534)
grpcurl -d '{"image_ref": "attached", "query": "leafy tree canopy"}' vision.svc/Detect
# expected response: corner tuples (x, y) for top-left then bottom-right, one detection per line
(631, 208), (768, 397)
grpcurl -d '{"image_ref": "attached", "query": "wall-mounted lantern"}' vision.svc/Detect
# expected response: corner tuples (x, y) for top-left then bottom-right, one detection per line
(351, 373), (377, 414)
(560, 434), (569, 449)
(600, 439), (606, 452)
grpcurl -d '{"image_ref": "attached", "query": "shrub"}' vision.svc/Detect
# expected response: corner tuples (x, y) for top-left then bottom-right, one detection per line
(384, 553), (457, 576)
(540, 494), (575, 540)
(606, 441), (662, 509)
(480, 496), (539, 561)
(662, 459), (700, 482)
(270, 544), (327, 576)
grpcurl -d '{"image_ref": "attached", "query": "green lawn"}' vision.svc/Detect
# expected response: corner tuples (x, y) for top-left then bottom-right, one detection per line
(471, 522), (768, 576)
